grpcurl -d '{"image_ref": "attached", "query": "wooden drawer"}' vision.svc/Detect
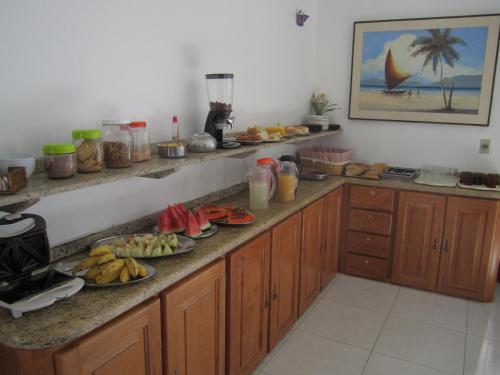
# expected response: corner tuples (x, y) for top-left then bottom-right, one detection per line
(347, 231), (390, 259)
(348, 209), (392, 236)
(345, 253), (388, 281)
(350, 186), (395, 212)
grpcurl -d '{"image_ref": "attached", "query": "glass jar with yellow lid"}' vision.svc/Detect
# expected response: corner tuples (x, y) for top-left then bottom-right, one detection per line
(72, 129), (104, 173)
(43, 144), (77, 179)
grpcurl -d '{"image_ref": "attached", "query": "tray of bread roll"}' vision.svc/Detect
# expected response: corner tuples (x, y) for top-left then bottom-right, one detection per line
(344, 163), (386, 180)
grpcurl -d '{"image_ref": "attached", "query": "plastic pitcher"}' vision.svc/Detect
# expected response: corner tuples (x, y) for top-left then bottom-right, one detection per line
(248, 166), (276, 210)
(277, 161), (299, 203)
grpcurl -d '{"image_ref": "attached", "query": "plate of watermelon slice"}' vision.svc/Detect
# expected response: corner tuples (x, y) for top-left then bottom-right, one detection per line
(156, 203), (219, 239)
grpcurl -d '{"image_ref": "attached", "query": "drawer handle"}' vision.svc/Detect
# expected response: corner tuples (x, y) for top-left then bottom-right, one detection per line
(431, 238), (437, 250)
(368, 214), (373, 219)
(366, 236), (371, 241)
(370, 190), (376, 195)
(364, 260), (369, 264)
(442, 239), (449, 252)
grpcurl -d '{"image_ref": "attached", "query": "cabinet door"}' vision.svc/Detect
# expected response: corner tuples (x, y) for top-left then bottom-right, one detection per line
(392, 192), (446, 291)
(55, 299), (162, 375)
(163, 260), (225, 375)
(269, 212), (302, 351)
(298, 198), (325, 316)
(321, 187), (343, 289)
(227, 232), (271, 375)
(438, 197), (499, 300)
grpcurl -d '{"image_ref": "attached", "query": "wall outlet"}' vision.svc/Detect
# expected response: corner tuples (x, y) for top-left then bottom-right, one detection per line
(479, 139), (491, 154)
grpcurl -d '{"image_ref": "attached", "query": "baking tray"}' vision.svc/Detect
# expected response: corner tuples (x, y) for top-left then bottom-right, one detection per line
(92, 234), (196, 259)
(458, 182), (500, 192)
(299, 170), (329, 181)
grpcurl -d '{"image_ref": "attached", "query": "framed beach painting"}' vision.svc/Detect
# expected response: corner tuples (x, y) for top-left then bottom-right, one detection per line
(348, 14), (500, 126)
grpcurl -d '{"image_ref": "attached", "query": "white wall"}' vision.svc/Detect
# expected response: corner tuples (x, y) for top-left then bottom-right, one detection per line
(0, 0), (317, 245)
(314, 0), (500, 172)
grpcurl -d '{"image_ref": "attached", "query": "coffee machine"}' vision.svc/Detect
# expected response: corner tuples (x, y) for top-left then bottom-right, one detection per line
(203, 73), (235, 148)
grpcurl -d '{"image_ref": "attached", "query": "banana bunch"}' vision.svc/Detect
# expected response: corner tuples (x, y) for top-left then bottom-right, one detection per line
(74, 245), (149, 284)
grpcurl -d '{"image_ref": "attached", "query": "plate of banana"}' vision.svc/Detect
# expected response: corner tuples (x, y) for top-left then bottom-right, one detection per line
(70, 245), (156, 287)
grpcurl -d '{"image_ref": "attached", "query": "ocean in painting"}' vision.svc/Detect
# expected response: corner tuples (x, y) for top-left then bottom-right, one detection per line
(359, 27), (488, 114)
(359, 86), (481, 114)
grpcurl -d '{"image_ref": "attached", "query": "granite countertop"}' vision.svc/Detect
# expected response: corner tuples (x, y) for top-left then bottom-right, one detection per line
(1, 176), (500, 350)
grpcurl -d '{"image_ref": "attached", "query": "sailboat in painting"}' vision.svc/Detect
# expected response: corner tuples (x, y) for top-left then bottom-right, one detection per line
(382, 49), (412, 95)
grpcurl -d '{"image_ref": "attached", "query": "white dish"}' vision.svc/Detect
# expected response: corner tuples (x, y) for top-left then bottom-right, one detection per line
(0, 152), (37, 177)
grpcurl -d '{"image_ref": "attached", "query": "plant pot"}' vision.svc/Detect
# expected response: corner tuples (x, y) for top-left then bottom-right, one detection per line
(305, 115), (329, 130)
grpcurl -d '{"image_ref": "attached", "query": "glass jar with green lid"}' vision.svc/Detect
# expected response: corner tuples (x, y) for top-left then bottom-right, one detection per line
(43, 144), (76, 179)
(72, 129), (104, 173)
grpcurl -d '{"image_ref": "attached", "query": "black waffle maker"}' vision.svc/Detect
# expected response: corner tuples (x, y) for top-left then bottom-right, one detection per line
(0, 213), (83, 318)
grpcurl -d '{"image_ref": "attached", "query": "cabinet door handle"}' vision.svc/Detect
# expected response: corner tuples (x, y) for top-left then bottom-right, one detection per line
(432, 238), (437, 250)
(442, 239), (449, 252)
(273, 285), (278, 300)
(265, 290), (270, 308)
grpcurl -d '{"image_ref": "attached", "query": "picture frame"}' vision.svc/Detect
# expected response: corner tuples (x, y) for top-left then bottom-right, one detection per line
(348, 14), (500, 126)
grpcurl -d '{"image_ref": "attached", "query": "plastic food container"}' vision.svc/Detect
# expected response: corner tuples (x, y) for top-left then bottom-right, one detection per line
(43, 144), (77, 179)
(102, 120), (132, 168)
(129, 121), (151, 162)
(72, 129), (104, 173)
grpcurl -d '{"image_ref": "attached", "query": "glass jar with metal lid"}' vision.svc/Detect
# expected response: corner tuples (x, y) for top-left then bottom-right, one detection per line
(129, 121), (151, 162)
(102, 120), (132, 168)
(43, 144), (77, 179)
(72, 129), (104, 173)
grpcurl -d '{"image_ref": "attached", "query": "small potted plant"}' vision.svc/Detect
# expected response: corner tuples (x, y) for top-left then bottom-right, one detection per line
(306, 93), (340, 130)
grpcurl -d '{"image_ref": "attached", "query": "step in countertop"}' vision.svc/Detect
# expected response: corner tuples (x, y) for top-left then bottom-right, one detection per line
(1, 176), (499, 350)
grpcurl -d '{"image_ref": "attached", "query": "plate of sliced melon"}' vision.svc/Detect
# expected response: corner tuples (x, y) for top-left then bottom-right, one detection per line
(91, 233), (196, 259)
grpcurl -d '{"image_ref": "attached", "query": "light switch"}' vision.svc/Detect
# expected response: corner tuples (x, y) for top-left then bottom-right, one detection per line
(479, 139), (491, 154)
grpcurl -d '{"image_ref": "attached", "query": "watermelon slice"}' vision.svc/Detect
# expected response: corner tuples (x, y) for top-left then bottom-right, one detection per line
(194, 209), (211, 231)
(158, 211), (176, 234)
(167, 206), (185, 233)
(171, 204), (187, 227)
(185, 210), (202, 237)
(176, 203), (189, 216)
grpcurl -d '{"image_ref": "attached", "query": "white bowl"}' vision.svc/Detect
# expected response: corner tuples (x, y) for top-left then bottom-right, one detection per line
(0, 152), (37, 177)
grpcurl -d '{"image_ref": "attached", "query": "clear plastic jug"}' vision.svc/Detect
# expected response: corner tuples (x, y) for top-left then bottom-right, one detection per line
(277, 161), (299, 203)
(248, 166), (276, 210)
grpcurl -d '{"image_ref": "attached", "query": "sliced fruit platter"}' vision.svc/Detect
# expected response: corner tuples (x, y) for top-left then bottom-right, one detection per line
(199, 203), (256, 225)
(92, 233), (196, 259)
(157, 203), (218, 239)
(71, 245), (155, 287)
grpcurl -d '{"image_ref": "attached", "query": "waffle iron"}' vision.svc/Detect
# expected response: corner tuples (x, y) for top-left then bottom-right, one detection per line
(0, 213), (83, 318)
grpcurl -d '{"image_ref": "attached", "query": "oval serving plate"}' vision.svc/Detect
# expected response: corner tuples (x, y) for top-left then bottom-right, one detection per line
(85, 262), (156, 287)
(154, 223), (218, 240)
(211, 216), (256, 226)
(63, 261), (156, 287)
(92, 234), (196, 259)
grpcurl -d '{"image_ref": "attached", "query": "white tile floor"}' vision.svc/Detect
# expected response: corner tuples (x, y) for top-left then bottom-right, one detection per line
(253, 274), (500, 375)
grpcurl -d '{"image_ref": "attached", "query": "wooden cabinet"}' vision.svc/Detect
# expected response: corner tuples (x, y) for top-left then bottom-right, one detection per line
(298, 198), (325, 316)
(321, 188), (343, 288)
(438, 197), (499, 300)
(345, 253), (389, 281)
(55, 299), (162, 375)
(391, 193), (500, 301)
(163, 260), (225, 375)
(342, 185), (395, 281)
(227, 232), (271, 375)
(269, 212), (302, 351)
(350, 185), (395, 212)
(392, 192), (446, 291)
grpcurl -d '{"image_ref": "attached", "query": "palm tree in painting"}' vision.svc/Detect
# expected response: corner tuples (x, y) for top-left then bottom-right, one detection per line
(409, 29), (466, 110)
